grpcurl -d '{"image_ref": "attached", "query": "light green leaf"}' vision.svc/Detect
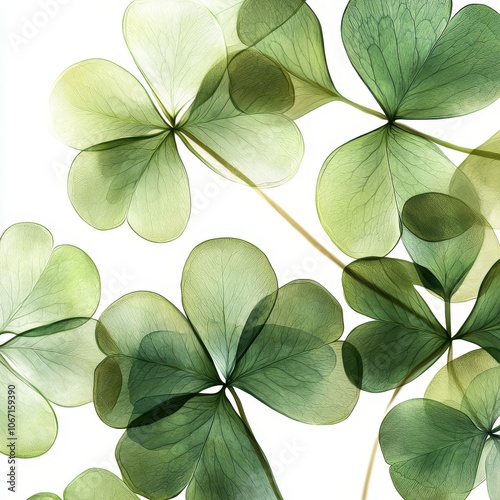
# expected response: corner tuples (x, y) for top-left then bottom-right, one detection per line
(380, 398), (487, 500)
(456, 260), (500, 361)
(486, 439), (500, 500)
(401, 193), (485, 299)
(64, 469), (139, 500)
(117, 393), (277, 500)
(68, 132), (190, 243)
(317, 125), (457, 258)
(0, 357), (57, 458)
(232, 281), (358, 423)
(50, 58), (168, 150)
(237, 0), (337, 118)
(425, 349), (499, 412)
(342, 0), (500, 119)
(181, 238), (277, 377)
(2, 320), (103, 407)
(27, 495), (62, 500)
(123, 0), (227, 118)
(0, 223), (100, 334)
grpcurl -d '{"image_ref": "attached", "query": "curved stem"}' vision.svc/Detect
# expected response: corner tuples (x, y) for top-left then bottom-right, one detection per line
(228, 387), (284, 500)
(395, 123), (500, 159)
(179, 130), (347, 270)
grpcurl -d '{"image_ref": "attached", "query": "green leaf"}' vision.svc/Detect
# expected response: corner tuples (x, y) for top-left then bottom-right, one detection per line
(123, 0), (227, 119)
(342, 258), (448, 391)
(50, 58), (168, 150)
(68, 132), (190, 243)
(228, 49), (294, 114)
(181, 238), (277, 377)
(425, 349), (499, 412)
(27, 495), (62, 500)
(317, 125), (457, 258)
(486, 439), (500, 500)
(380, 398), (487, 500)
(95, 292), (219, 427)
(456, 260), (500, 360)
(0, 357), (57, 458)
(237, 0), (337, 118)
(401, 193), (485, 299)
(342, 0), (500, 119)
(117, 393), (277, 500)
(64, 469), (138, 500)
(343, 321), (448, 392)
(181, 69), (304, 187)
(232, 280), (358, 424)
(0, 223), (100, 334)
(2, 320), (103, 407)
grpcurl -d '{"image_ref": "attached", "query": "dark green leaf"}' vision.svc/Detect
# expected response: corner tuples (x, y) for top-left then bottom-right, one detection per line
(380, 398), (487, 500)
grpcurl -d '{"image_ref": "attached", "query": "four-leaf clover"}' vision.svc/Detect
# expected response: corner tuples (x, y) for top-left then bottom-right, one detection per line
(93, 238), (358, 499)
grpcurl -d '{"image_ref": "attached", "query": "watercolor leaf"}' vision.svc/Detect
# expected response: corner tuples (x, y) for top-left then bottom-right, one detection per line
(341, 258), (449, 392)
(316, 125), (458, 258)
(28, 468), (138, 500)
(51, 0), (303, 243)
(94, 238), (356, 498)
(342, 0), (500, 120)
(0, 223), (101, 458)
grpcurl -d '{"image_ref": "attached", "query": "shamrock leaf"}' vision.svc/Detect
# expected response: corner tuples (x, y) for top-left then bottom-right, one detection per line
(0, 223), (101, 457)
(342, 0), (500, 120)
(380, 350), (500, 499)
(28, 468), (138, 500)
(94, 238), (358, 499)
(317, 124), (458, 258)
(51, 0), (303, 243)
(342, 257), (450, 392)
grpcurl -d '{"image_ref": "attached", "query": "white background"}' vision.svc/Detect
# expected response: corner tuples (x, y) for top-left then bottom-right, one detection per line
(1, 0), (499, 498)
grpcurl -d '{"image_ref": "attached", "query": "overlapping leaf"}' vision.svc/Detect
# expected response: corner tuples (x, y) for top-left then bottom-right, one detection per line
(51, 0), (303, 243)
(380, 350), (500, 499)
(28, 468), (138, 500)
(0, 223), (101, 457)
(94, 238), (358, 499)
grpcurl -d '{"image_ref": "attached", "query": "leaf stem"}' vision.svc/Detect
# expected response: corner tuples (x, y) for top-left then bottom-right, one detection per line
(395, 123), (500, 159)
(337, 96), (386, 120)
(491, 424), (500, 434)
(179, 130), (347, 270)
(445, 300), (452, 337)
(228, 386), (284, 500)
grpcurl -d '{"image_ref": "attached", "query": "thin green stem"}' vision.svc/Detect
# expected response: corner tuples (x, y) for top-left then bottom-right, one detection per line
(228, 387), (284, 500)
(179, 130), (347, 270)
(337, 96), (386, 120)
(445, 300), (452, 337)
(395, 123), (500, 159)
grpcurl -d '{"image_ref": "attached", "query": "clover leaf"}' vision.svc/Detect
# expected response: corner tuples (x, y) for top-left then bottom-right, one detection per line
(51, 0), (304, 243)
(380, 350), (500, 499)
(0, 223), (101, 457)
(94, 238), (358, 499)
(28, 468), (138, 500)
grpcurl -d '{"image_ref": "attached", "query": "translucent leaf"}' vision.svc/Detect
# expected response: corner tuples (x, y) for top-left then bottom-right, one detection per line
(232, 281), (358, 423)
(0, 357), (56, 458)
(27, 495), (62, 500)
(237, 0), (337, 118)
(181, 69), (303, 187)
(181, 238), (277, 377)
(2, 320), (103, 407)
(117, 393), (277, 499)
(68, 132), (190, 243)
(456, 260), (500, 361)
(50, 58), (167, 150)
(486, 439), (500, 500)
(380, 398), (487, 500)
(401, 193), (485, 299)
(317, 125), (457, 258)
(342, 0), (500, 119)
(64, 469), (138, 500)
(123, 0), (227, 118)
(0, 223), (100, 334)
